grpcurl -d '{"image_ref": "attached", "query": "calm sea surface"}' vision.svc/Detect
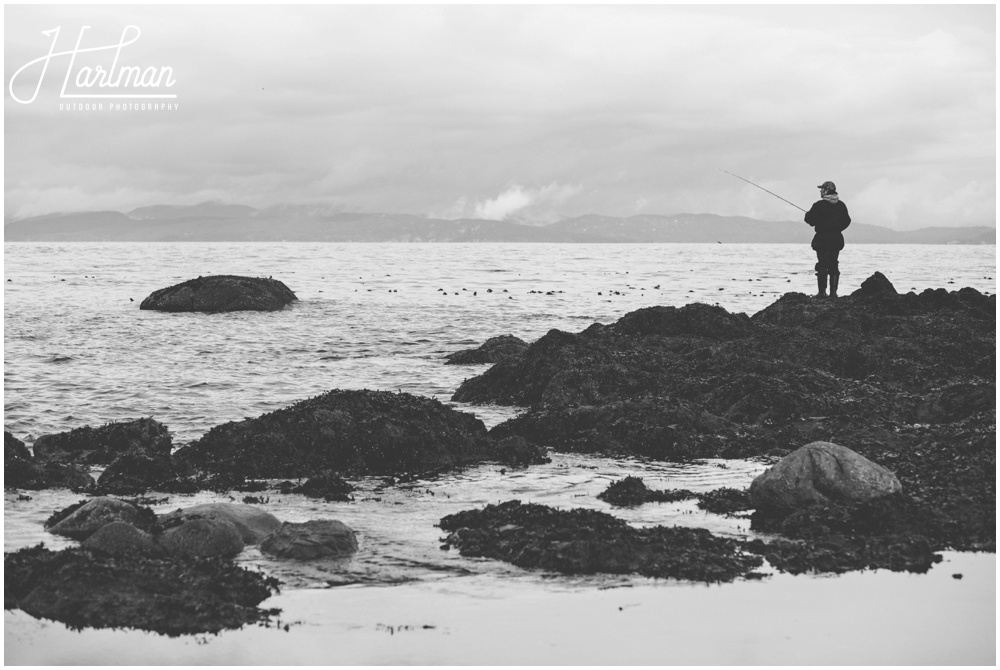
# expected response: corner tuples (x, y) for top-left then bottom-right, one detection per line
(3, 242), (996, 664)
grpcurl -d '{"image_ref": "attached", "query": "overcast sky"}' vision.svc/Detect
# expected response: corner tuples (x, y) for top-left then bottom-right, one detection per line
(4, 4), (995, 229)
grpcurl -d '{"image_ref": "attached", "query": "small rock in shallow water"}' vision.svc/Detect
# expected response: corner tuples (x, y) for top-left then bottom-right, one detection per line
(260, 519), (358, 560)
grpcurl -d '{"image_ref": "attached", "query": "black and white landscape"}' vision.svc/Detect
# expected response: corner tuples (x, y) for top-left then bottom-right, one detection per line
(4, 4), (995, 666)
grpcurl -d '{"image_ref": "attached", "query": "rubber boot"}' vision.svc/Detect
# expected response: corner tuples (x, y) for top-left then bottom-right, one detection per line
(816, 272), (828, 298)
(829, 272), (840, 298)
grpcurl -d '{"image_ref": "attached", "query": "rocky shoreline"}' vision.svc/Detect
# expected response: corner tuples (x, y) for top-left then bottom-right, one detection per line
(4, 272), (994, 635)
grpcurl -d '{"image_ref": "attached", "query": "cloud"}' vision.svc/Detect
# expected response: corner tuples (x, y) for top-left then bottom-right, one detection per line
(473, 183), (583, 224)
(3, 5), (995, 228)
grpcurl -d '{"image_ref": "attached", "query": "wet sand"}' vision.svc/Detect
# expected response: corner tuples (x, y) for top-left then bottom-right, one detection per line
(5, 550), (994, 665)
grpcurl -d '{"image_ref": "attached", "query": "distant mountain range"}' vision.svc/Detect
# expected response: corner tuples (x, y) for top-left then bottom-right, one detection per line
(4, 203), (995, 244)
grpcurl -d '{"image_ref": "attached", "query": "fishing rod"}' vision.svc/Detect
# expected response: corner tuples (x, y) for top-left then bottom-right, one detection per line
(720, 169), (806, 213)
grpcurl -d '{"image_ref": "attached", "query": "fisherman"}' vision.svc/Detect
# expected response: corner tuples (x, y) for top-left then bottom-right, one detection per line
(804, 181), (851, 298)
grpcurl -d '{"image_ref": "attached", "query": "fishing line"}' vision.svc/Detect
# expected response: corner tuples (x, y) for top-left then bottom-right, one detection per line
(720, 169), (806, 213)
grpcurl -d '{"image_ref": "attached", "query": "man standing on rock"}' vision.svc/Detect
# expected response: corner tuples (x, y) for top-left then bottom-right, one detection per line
(805, 181), (851, 298)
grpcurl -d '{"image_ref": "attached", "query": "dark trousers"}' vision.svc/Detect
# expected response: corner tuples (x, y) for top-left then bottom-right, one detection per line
(815, 248), (840, 277)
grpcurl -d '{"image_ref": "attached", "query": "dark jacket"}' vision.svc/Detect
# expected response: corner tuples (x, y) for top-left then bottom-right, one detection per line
(805, 199), (851, 251)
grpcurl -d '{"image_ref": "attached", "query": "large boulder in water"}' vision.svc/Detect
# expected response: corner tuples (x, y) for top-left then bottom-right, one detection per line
(158, 503), (282, 544)
(174, 389), (494, 478)
(158, 517), (245, 558)
(139, 274), (297, 313)
(749, 441), (902, 515)
(260, 520), (358, 560)
(32, 418), (172, 465)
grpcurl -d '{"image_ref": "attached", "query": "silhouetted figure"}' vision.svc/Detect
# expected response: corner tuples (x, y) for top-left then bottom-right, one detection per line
(805, 181), (851, 298)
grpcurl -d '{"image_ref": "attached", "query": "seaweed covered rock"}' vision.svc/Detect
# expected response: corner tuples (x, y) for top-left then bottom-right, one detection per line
(260, 520), (358, 560)
(46, 497), (157, 541)
(749, 442), (902, 515)
(32, 418), (172, 465)
(5, 431), (32, 462)
(487, 435), (551, 466)
(438, 500), (763, 583)
(458, 276), (993, 413)
(158, 503), (282, 544)
(598, 476), (696, 507)
(4, 544), (280, 636)
(697, 488), (753, 515)
(5, 432), (96, 491)
(4, 431), (38, 489)
(174, 389), (494, 478)
(289, 471), (355, 502)
(445, 335), (529, 365)
(97, 451), (179, 495)
(139, 274), (297, 313)
(16, 462), (95, 491)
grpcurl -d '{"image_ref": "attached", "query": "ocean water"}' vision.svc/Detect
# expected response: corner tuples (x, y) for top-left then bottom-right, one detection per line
(3, 242), (996, 664)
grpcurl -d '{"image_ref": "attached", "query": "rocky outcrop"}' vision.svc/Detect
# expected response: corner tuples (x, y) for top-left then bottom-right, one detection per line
(444, 335), (529, 365)
(158, 517), (245, 558)
(749, 442), (902, 515)
(458, 280), (993, 414)
(139, 274), (297, 313)
(260, 520), (358, 560)
(4, 544), (280, 635)
(46, 497), (157, 541)
(174, 389), (494, 478)
(453, 275), (994, 560)
(32, 418), (172, 465)
(438, 501), (763, 583)
(158, 503), (282, 544)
